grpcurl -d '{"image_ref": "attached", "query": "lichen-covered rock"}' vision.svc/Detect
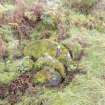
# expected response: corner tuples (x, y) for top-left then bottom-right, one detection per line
(47, 69), (62, 86)
(62, 37), (86, 71)
(62, 38), (84, 61)
(34, 55), (66, 78)
(23, 39), (68, 63)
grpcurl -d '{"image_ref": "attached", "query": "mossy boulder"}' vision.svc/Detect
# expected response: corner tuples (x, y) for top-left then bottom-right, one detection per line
(62, 38), (84, 61)
(33, 66), (62, 86)
(62, 38), (85, 71)
(34, 55), (66, 78)
(47, 69), (62, 86)
(32, 69), (48, 85)
(23, 39), (69, 63)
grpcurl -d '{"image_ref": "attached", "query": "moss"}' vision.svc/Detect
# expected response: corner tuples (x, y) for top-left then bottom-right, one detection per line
(33, 66), (62, 86)
(0, 61), (19, 85)
(24, 39), (68, 63)
(34, 55), (66, 78)
(24, 39), (55, 58)
(17, 56), (34, 73)
(0, 57), (33, 85)
(32, 69), (48, 84)
(0, 72), (17, 85)
(0, 61), (18, 73)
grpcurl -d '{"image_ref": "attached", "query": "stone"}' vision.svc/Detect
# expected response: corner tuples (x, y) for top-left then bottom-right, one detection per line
(34, 55), (66, 78)
(33, 66), (62, 86)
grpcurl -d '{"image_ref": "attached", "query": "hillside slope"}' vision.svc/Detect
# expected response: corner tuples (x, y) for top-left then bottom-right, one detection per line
(0, 0), (105, 105)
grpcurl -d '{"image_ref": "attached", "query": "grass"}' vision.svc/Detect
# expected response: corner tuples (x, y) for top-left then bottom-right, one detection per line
(1, 27), (104, 105)
(40, 29), (105, 105)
